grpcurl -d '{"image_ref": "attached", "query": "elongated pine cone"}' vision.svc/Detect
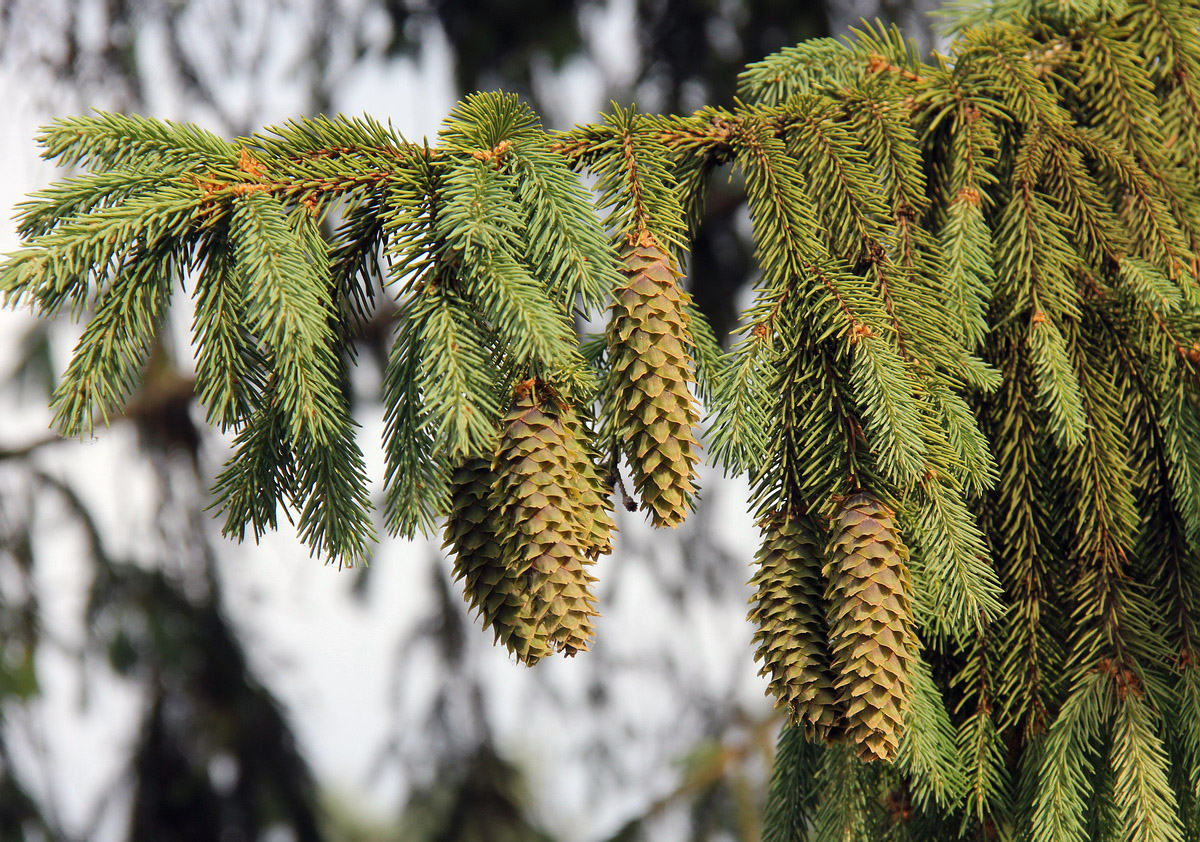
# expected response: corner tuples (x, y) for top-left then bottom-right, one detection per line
(749, 512), (841, 741)
(489, 383), (615, 663)
(444, 457), (554, 665)
(606, 231), (701, 527)
(823, 493), (916, 762)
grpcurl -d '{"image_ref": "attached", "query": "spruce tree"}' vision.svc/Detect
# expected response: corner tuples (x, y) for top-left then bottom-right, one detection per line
(7, 1), (1200, 837)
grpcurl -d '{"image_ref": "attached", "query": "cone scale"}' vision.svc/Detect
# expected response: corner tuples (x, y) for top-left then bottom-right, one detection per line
(488, 381), (615, 663)
(444, 457), (556, 665)
(606, 231), (701, 528)
(749, 511), (842, 741)
(823, 492), (916, 762)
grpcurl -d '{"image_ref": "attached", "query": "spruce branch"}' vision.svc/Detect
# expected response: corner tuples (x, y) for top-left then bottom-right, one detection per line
(36, 110), (239, 170)
(9, 6), (1200, 833)
(1032, 669), (1110, 842)
(895, 654), (968, 811)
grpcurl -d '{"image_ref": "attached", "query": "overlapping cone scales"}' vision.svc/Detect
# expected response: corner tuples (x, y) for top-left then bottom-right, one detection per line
(823, 493), (916, 762)
(748, 513), (841, 740)
(606, 232), (701, 527)
(490, 389), (615, 662)
(444, 458), (554, 665)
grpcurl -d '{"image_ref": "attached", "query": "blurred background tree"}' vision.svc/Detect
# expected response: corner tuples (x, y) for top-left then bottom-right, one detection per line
(0, 1), (933, 839)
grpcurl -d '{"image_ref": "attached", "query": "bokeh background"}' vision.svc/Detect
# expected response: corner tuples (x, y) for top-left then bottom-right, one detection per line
(0, 2), (936, 839)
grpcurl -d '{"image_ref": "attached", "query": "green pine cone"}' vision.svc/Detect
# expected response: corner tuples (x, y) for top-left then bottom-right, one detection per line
(490, 382), (615, 662)
(749, 512), (842, 741)
(823, 493), (916, 763)
(444, 457), (555, 665)
(606, 231), (701, 528)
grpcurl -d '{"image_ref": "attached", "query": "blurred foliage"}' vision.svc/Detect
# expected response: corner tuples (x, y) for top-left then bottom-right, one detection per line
(398, 748), (556, 842)
(100, 564), (323, 841)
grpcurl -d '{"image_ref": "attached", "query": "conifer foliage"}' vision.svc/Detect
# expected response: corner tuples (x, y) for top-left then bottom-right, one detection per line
(8, 0), (1200, 836)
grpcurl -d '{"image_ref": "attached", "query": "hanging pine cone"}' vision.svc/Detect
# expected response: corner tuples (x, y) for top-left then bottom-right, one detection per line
(444, 457), (555, 665)
(490, 381), (615, 662)
(749, 511), (842, 741)
(606, 231), (701, 528)
(823, 492), (916, 762)
(558, 407), (618, 561)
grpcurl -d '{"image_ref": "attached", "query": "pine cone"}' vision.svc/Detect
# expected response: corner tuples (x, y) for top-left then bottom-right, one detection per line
(606, 231), (701, 527)
(823, 493), (916, 762)
(444, 457), (555, 665)
(490, 383), (615, 662)
(749, 512), (842, 741)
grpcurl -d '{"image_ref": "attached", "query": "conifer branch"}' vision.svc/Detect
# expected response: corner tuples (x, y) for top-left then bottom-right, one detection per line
(10, 5), (1200, 834)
